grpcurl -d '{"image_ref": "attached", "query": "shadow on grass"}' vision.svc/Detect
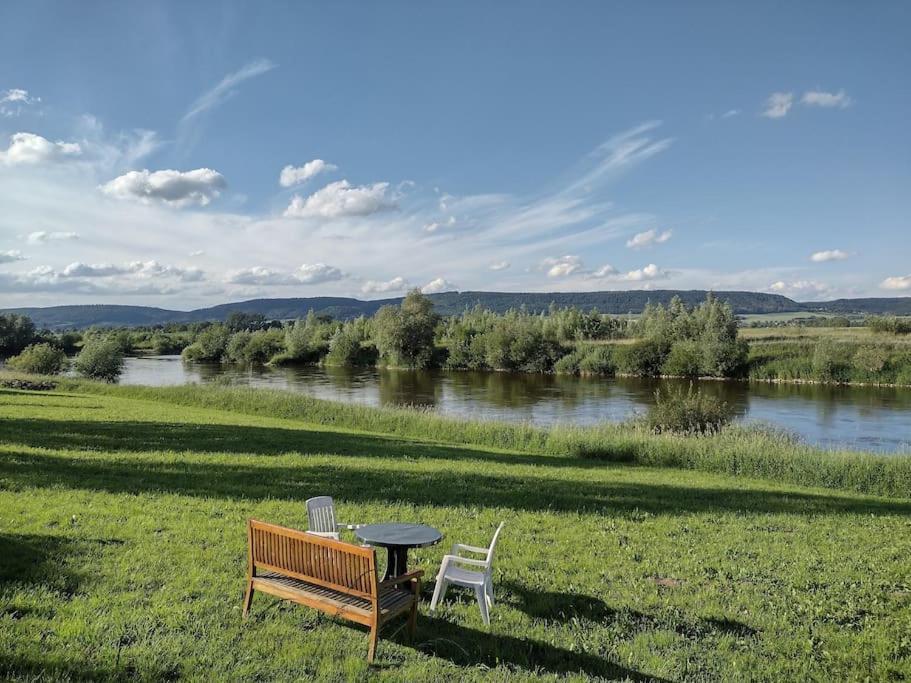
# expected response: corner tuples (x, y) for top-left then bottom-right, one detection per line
(1, 441), (909, 518)
(500, 581), (759, 641)
(398, 613), (670, 681)
(0, 653), (181, 682)
(0, 533), (90, 597)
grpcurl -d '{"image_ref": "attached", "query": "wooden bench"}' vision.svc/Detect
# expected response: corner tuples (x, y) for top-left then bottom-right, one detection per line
(242, 519), (423, 662)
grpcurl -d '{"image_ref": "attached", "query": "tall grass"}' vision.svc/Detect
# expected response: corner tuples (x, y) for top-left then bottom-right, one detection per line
(46, 376), (911, 499)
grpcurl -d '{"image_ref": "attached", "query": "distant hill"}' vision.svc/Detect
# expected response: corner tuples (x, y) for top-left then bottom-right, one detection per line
(5, 290), (910, 329)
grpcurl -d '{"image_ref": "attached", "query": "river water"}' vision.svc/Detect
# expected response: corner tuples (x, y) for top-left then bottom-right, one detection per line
(120, 355), (911, 454)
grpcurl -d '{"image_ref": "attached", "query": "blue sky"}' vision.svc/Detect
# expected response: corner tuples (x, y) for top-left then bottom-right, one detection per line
(1, 1), (909, 308)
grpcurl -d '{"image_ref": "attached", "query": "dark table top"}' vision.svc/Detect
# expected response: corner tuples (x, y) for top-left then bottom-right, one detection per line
(355, 523), (443, 549)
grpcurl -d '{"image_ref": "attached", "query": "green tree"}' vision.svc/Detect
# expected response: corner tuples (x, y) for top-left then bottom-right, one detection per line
(0, 313), (38, 356)
(372, 289), (439, 368)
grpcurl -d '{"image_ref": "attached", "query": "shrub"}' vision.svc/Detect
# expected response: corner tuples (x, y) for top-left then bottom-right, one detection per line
(853, 344), (890, 375)
(281, 312), (336, 363)
(812, 340), (850, 382)
(182, 325), (229, 362)
(224, 329), (285, 364)
(616, 340), (668, 377)
(6, 343), (69, 375)
(662, 340), (703, 377)
(577, 345), (616, 375)
(645, 384), (732, 435)
(554, 349), (584, 375)
(324, 326), (376, 366)
(75, 338), (124, 381)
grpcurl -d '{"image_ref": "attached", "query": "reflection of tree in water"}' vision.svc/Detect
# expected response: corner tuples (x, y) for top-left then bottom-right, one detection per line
(377, 368), (441, 408)
(444, 370), (603, 410)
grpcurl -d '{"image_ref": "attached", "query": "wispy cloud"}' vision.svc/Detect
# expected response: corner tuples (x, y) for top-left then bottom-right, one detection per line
(181, 58), (276, 122)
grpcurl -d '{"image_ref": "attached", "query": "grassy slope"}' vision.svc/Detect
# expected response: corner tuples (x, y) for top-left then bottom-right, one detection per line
(1, 387), (911, 681)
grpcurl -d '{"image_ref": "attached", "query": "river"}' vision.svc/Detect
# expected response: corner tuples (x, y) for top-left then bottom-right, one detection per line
(120, 355), (911, 454)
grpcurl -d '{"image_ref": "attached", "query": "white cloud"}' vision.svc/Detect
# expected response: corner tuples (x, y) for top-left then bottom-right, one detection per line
(297, 263), (344, 284)
(881, 275), (911, 291)
(100, 168), (227, 207)
(591, 264), (618, 278)
(0, 250), (25, 263)
(721, 109), (740, 118)
(279, 159), (337, 187)
(284, 180), (396, 219)
(802, 90), (852, 109)
(361, 276), (408, 294)
(59, 260), (204, 282)
(26, 231), (79, 245)
(540, 255), (584, 278)
(622, 263), (668, 281)
(762, 92), (794, 119)
(810, 249), (849, 263)
(626, 228), (672, 249)
(182, 58), (276, 122)
(226, 263), (344, 286)
(62, 262), (124, 277)
(768, 280), (829, 297)
(421, 277), (456, 294)
(489, 260), (510, 271)
(1, 88), (40, 116)
(227, 266), (300, 286)
(189, 250), (205, 257)
(0, 132), (82, 165)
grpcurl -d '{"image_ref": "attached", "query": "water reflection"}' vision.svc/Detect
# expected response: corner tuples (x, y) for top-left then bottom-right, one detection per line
(119, 356), (911, 454)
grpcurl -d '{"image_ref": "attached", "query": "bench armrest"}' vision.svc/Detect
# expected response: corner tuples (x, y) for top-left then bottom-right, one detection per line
(452, 543), (488, 555)
(380, 570), (424, 589)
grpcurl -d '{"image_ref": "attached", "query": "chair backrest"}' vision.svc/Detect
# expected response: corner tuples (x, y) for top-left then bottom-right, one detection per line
(247, 519), (378, 599)
(485, 522), (505, 567)
(306, 496), (337, 534)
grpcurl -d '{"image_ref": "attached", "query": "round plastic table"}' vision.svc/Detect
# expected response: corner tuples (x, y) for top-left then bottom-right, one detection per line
(355, 523), (443, 580)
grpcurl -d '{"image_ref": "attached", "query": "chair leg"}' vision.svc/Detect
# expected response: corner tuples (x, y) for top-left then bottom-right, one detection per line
(430, 577), (448, 611)
(367, 624), (379, 663)
(241, 581), (254, 619)
(475, 585), (490, 625)
(485, 580), (494, 607)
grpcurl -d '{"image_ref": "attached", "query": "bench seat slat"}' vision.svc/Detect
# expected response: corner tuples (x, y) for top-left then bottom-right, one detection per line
(253, 572), (414, 618)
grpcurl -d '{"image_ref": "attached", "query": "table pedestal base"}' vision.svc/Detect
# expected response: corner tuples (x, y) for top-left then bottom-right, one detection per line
(383, 547), (409, 581)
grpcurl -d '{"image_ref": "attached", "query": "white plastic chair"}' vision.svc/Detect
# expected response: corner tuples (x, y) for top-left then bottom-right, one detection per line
(430, 522), (504, 625)
(305, 496), (361, 540)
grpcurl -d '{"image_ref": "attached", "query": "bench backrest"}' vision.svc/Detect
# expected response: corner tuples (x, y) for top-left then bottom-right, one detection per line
(247, 519), (378, 599)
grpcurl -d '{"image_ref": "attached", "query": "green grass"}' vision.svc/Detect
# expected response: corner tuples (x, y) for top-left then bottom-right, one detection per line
(2, 384), (911, 681)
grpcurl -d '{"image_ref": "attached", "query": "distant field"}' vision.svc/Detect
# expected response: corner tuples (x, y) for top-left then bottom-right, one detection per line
(741, 325), (911, 345)
(737, 311), (837, 324)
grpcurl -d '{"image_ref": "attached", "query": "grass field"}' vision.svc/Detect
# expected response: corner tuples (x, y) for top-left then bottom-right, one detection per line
(2, 383), (911, 681)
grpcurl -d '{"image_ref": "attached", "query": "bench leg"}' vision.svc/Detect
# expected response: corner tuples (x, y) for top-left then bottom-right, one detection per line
(367, 624), (379, 663)
(242, 580), (254, 619)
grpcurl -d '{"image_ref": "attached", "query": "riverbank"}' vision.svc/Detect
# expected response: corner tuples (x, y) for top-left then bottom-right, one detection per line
(17, 374), (911, 498)
(1, 381), (910, 680)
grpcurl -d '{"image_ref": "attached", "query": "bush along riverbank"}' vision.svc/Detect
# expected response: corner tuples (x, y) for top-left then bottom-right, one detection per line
(4, 295), (911, 386)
